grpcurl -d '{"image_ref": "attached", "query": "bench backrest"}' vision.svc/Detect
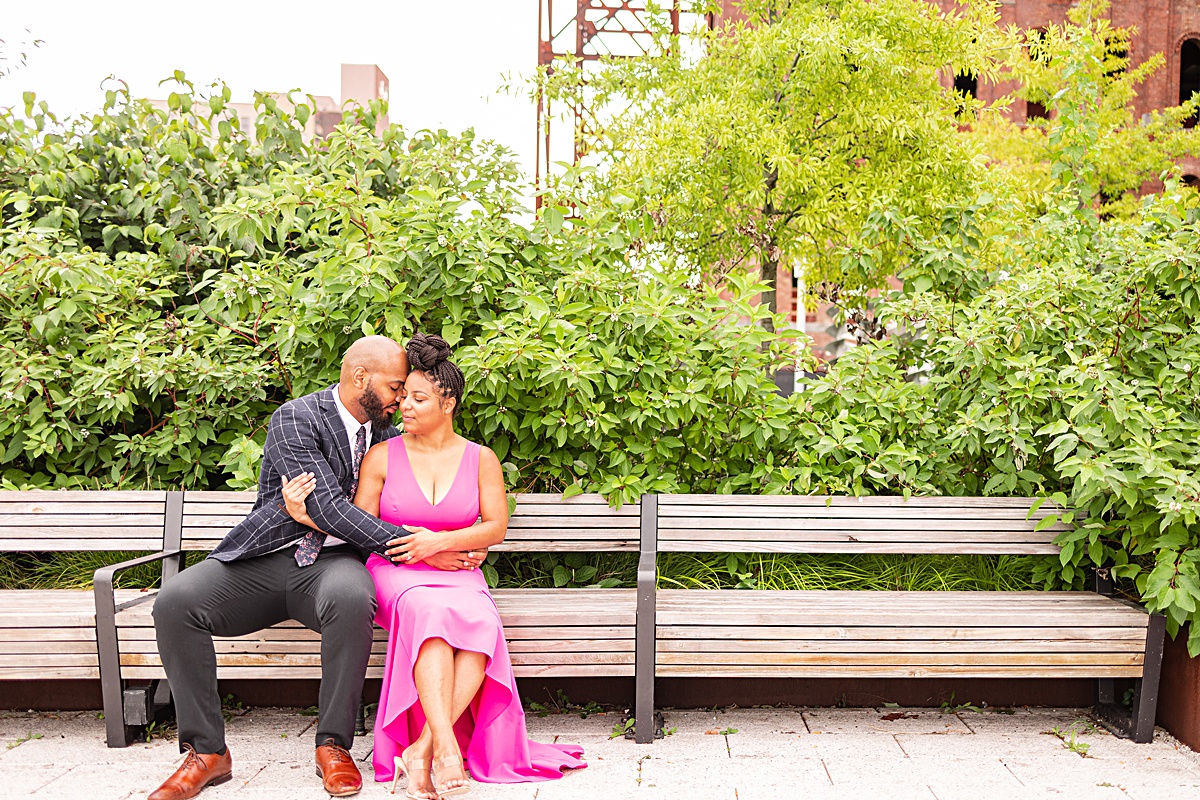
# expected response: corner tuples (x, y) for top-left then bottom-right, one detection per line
(653, 494), (1066, 555)
(0, 491), (172, 552)
(180, 491), (640, 552)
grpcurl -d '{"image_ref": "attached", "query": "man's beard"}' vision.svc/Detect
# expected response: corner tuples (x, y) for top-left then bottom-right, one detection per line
(359, 384), (396, 429)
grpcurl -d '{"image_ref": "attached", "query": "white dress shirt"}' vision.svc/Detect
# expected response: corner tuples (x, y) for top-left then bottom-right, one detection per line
(323, 384), (373, 548)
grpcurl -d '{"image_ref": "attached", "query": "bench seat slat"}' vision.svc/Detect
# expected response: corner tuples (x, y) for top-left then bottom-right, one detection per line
(0, 502), (167, 515)
(657, 665), (1145, 678)
(0, 491), (168, 503)
(656, 639), (1146, 653)
(180, 515), (640, 530)
(659, 528), (1063, 541)
(659, 495), (1058, 508)
(0, 654), (100, 667)
(658, 541), (1061, 555)
(657, 652), (1144, 667)
(118, 664), (635, 679)
(655, 625), (1149, 641)
(112, 638), (634, 656)
(0, 514), (166, 527)
(0, 666), (101, 679)
(660, 504), (1061, 520)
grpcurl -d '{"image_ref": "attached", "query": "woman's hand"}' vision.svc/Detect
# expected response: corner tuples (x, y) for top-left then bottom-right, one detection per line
(280, 472), (317, 527)
(423, 549), (488, 571)
(385, 525), (448, 565)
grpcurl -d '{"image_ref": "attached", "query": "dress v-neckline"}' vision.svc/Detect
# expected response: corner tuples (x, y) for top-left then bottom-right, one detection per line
(401, 437), (469, 508)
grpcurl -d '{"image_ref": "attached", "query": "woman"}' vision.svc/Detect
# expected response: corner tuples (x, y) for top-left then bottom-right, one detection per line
(280, 333), (585, 799)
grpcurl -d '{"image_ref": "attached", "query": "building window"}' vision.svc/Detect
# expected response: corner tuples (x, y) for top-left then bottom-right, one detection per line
(954, 72), (978, 99)
(1181, 39), (1200, 128)
(1103, 36), (1128, 79)
(1025, 28), (1051, 121)
(1183, 174), (1199, 188)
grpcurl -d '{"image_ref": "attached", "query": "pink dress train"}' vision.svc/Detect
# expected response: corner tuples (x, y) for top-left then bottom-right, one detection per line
(366, 437), (586, 783)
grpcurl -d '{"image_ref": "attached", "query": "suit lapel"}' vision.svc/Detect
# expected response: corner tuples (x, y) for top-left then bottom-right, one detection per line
(317, 386), (352, 475)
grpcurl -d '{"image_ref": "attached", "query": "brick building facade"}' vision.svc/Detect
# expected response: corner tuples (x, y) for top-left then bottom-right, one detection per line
(721, 0), (1200, 359)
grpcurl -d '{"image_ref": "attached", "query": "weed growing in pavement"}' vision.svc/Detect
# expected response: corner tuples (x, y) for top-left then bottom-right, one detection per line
(940, 692), (982, 714)
(220, 694), (248, 722)
(144, 720), (176, 743)
(525, 689), (608, 719)
(610, 718), (636, 739)
(1043, 719), (1096, 757)
(6, 731), (42, 749)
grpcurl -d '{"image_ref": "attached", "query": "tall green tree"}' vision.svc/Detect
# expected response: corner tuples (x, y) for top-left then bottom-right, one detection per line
(540, 0), (1004, 312)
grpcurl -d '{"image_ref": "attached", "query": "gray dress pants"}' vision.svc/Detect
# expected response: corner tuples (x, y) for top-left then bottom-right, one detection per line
(152, 546), (377, 753)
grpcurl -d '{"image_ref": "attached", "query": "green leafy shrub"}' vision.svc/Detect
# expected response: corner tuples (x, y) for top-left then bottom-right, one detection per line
(0, 80), (564, 489)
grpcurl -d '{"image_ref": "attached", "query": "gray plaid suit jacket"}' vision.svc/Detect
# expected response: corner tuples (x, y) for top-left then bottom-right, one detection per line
(208, 385), (404, 562)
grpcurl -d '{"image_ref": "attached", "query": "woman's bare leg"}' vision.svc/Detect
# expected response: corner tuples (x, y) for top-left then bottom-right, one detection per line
(434, 650), (486, 789)
(404, 638), (455, 798)
(407, 647), (487, 743)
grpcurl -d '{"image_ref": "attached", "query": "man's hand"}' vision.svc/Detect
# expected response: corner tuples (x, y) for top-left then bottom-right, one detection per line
(423, 550), (488, 571)
(280, 473), (317, 528)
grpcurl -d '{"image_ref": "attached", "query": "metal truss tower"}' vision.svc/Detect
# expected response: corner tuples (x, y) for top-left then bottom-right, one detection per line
(536, 1), (700, 194)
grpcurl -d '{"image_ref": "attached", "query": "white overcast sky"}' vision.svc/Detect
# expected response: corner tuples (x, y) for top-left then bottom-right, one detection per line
(1, 1), (544, 179)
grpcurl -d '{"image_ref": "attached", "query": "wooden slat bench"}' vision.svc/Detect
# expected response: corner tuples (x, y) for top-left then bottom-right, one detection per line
(94, 492), (655, 746)
(0, 491), (169, 682)
(645, 494), (1166, 743)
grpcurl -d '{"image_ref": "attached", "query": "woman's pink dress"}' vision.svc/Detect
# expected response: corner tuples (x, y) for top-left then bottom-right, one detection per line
(366, 437), (586, 783)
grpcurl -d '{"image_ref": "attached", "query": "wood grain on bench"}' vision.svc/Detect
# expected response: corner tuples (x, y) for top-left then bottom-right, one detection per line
(0, 491), (169, 680)
(651, 495), (1153, 682)
(656, 495), (1068, 554)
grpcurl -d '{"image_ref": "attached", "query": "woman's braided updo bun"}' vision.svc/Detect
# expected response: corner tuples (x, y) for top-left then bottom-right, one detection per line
(406, 333), (465, 415)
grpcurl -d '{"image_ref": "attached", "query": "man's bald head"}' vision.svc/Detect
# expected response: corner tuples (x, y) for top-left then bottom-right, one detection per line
(340, 335), (407, 384)
(338, 336), (409, 428)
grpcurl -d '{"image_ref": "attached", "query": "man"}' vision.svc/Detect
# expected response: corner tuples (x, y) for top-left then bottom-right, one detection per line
(148, 336), (485, 800)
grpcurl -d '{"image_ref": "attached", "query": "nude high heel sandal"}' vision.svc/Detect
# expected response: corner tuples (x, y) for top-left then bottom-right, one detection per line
(392, 754), (436, 800)
(433, 754), (471, 797)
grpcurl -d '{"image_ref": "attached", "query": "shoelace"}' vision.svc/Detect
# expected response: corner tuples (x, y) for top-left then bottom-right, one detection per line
(321, 741), (351, 763)
(180, 745), (210, 773)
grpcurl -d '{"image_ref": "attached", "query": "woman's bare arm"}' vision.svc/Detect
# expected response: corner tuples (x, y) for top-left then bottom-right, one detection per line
(353, 442), (388, 518)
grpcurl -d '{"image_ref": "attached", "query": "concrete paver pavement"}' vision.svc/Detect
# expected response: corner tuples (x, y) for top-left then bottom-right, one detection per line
(3, 706), (1199, 799)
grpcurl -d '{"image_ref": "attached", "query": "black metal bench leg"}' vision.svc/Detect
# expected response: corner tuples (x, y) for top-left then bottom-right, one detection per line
(356, 697), (367, 737)
(1095, 613), (1166, 742)
(1130, 614), (1166, 743)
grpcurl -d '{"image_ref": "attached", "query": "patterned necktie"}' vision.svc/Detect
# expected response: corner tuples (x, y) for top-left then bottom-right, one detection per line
(295, 424), (368, 567)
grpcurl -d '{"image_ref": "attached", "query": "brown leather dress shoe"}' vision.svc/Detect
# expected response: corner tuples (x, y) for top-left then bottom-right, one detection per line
(148, 744), (232, 800)
(315, 739), (363, 797)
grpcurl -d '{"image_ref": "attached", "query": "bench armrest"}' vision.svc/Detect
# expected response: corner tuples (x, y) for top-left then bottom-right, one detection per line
(636, 549), (656, 590)
(94, 550), (183, 602)
(93, 549), (181, 748)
